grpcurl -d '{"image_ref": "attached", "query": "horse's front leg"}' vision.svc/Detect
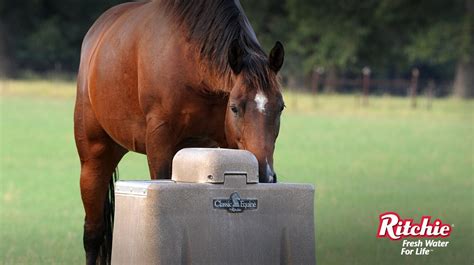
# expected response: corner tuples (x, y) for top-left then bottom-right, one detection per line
(145, 117), (178, 179)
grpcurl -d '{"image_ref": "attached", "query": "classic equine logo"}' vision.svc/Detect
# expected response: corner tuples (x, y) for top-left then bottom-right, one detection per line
(377, 212), (452, 240)
(213, 192), (257, 213)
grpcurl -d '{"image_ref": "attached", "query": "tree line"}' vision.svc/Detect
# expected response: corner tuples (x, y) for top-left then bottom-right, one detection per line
(0, 0), (472, 97)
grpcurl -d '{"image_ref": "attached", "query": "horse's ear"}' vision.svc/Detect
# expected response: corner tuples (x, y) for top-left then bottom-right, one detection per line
(269, 41), (284, 72)
(228, 39), (244, 74)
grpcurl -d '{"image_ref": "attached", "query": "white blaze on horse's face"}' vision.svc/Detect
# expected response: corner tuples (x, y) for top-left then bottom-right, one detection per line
(254, 91), (268, 113)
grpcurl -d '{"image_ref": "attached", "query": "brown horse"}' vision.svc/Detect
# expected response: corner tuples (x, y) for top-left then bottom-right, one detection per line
(74, 0), (285, 264)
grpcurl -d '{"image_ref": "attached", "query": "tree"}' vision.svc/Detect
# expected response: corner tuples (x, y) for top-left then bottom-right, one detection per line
(452, 0), (473, 98)
(0, 0), (123, 74)
(241, 0), (296, 80)
(404, 0), (472, 98)
(283, 0), (469, 95)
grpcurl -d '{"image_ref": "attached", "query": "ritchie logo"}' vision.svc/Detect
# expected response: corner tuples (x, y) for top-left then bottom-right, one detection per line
(377, 212), (452, 240)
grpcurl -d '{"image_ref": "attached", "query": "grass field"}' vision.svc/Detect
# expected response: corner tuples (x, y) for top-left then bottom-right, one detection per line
(1, 79), (473, 264)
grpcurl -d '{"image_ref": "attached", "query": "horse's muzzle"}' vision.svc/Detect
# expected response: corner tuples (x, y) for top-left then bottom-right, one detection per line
(259, 163), (277, 183)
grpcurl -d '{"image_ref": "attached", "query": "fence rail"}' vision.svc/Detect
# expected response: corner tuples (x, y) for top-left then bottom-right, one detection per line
(285, 68), (453, 98)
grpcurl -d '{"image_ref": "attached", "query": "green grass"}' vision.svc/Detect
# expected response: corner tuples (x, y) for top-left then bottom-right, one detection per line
(1, 80), (473, 264)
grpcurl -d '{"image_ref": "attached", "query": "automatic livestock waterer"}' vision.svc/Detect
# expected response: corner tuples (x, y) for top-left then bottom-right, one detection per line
(111, 148), (315, 265)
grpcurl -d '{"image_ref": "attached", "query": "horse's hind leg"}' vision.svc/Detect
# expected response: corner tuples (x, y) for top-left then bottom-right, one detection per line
(79, 144), (125, 265)
(75, 103), (127, 264)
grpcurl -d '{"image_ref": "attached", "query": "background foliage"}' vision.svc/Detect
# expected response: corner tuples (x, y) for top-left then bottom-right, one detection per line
(0, 0), (472, 92)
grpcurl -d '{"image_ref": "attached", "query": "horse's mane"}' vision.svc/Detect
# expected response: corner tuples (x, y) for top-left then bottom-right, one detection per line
(161, 0), (278, 92)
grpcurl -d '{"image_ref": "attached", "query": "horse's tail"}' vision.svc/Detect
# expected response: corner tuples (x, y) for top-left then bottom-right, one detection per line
(98, 168), (118, 265)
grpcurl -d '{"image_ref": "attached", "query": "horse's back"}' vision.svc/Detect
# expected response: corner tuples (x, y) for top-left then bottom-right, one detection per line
(78, 2), (147, 80)
(77, 1), (149, 100)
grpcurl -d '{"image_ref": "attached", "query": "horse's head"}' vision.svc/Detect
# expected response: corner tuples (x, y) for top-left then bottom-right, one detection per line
(225, 40), (285, 183)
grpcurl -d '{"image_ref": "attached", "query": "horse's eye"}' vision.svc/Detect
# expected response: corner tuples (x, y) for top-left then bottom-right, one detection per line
(230, 106), (239, 114)
(279, 104), (286, 113)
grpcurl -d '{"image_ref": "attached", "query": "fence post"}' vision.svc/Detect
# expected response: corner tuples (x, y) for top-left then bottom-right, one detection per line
(410, 68), (419, 108)
(288, 76), (298, 111)
(311, 67), (324, 107)
(426, 79), (435, 110)
(0, 69), (6, 94)
(362, 66), (371, 106)
(311, 67), (324, 95)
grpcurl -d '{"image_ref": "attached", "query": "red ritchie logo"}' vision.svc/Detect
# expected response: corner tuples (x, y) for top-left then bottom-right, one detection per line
(377, 212), (452, 240)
